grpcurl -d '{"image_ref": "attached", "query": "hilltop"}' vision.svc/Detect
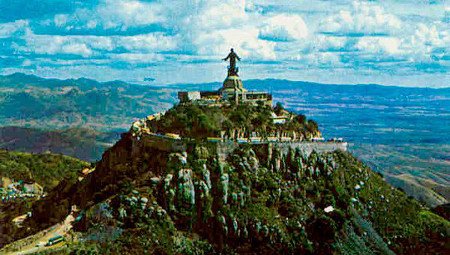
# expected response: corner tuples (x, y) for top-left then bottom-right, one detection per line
(0, 73), (448, 208)
(1, 99), (448, 254)
(146, 102), (320, 141)
(0, 149), (89, 190)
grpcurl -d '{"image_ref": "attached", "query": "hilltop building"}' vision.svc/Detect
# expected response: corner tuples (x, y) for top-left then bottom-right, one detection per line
(178, 49), (272, 106)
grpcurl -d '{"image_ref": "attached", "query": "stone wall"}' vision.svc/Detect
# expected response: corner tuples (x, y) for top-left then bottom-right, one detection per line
(137, 133), (348, 161)
(134, 134), (186, 154)
(273, 141), (348, 155)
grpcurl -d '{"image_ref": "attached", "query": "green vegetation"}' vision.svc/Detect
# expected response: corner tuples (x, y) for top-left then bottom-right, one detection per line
(10, 139), (446, 254)
(0, 150), (87, 248)
(0, 149), (89, 190)
(149, 102), (320, 140)
(1, 104), (448, 254)
(50, 146), (446, 254)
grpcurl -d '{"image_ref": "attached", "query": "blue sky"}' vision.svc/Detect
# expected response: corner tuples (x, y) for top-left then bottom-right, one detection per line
(0, 0), (449, 87)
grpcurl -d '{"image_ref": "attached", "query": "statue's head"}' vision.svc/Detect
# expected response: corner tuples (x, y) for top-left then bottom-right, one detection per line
(230, 48), (234, 52)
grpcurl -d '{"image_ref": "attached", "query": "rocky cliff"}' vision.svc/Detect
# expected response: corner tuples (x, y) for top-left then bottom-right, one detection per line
(2, 103), (449, 254)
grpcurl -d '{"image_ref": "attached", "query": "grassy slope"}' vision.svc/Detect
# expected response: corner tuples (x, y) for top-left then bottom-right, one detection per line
(0, 149), (89, 190)
(351, 143), (450, 208)
(0, 150), (90, 247)
(13, 137), (448, 254)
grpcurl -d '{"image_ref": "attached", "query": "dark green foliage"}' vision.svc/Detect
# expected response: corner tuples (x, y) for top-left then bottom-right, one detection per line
(273, 102), (284, 116)
(149, 102), (319, 140)
(7, 142), (447, 255)
(152, 103), (223, 138)
(2, 106), (448, 255)
(0, 149), (89, 190)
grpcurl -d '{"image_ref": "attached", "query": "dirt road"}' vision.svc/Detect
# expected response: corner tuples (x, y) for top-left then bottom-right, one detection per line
(1, 214), (75, 255)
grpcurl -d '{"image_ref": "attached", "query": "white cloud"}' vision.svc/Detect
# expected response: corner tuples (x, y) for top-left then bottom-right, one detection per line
(37, 0), (277, 60)
(320, 1), (401, 35)
(61, 43), (93, 57)
(16, 32), (113, 57)
(182, 0), (249, 31)
(117, 33), (178, 53)
(95, 0), (165, 30)
(0, 20), (28, 38)
(54, 14), (68, 27)
(299, 52), (342, 68)
(356, 37), (401, 54)
(259, 14), (309, 42)
(194, 27), (276, 60)
(110, 53), (165, 62)
(412, 23), (444, 48)
(444, 7), (450, 23)
(24, 0), (307, 61)
(167, 0), (278, 60)
(47, 0), (165, 31)
(399, 22), (450, 62)
(2, 0), (449, 87)
(22, 59), (33, 67)
(15, 30), (177, 58)
(314, 35), (349, 52)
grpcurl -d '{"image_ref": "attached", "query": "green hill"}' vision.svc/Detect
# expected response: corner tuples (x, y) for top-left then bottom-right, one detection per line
(1, 103), (448, 254)
(0, 149), (89, 190)
(1, 73), (447, 210)
(149, 102), (319, 140)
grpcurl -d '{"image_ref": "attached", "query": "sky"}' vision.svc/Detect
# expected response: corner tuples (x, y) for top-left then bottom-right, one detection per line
(0, 0), (449, 87)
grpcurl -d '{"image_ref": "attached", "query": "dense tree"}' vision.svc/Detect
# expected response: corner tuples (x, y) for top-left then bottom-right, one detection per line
(274, 102), (285, 116)
(0, 150), (89, 190)
(148, 102), (319, 141)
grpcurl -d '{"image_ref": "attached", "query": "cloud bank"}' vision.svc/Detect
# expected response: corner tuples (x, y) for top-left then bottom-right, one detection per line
(0, 0), (449, 87)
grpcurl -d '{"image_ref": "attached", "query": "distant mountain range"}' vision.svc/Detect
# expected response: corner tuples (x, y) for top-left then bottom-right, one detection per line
(0, 73), (448, 207)
(0, 73), (175, 131)
(0, 126), (119, 162)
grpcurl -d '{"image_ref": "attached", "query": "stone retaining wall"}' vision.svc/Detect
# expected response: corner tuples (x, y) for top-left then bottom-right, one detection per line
(136, 133), (348, 161)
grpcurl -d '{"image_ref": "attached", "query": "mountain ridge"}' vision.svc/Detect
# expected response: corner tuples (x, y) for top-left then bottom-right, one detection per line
(1, 73), (448, 209)
(3, 72), (450, 91)
(0, 126), (119, 162)
(1, 101), (448, 254)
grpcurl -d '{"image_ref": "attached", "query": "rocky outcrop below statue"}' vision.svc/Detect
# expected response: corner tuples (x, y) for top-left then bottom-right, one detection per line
(1, 102), (448, 254)
(130, 131), (347, 159)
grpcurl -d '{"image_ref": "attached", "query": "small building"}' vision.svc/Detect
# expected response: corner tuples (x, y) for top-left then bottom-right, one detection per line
(271, 112), (289, 124)
(23, 182), (43, 194)
(178, 91), (202, 102)
(311, 137), (325, 142)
